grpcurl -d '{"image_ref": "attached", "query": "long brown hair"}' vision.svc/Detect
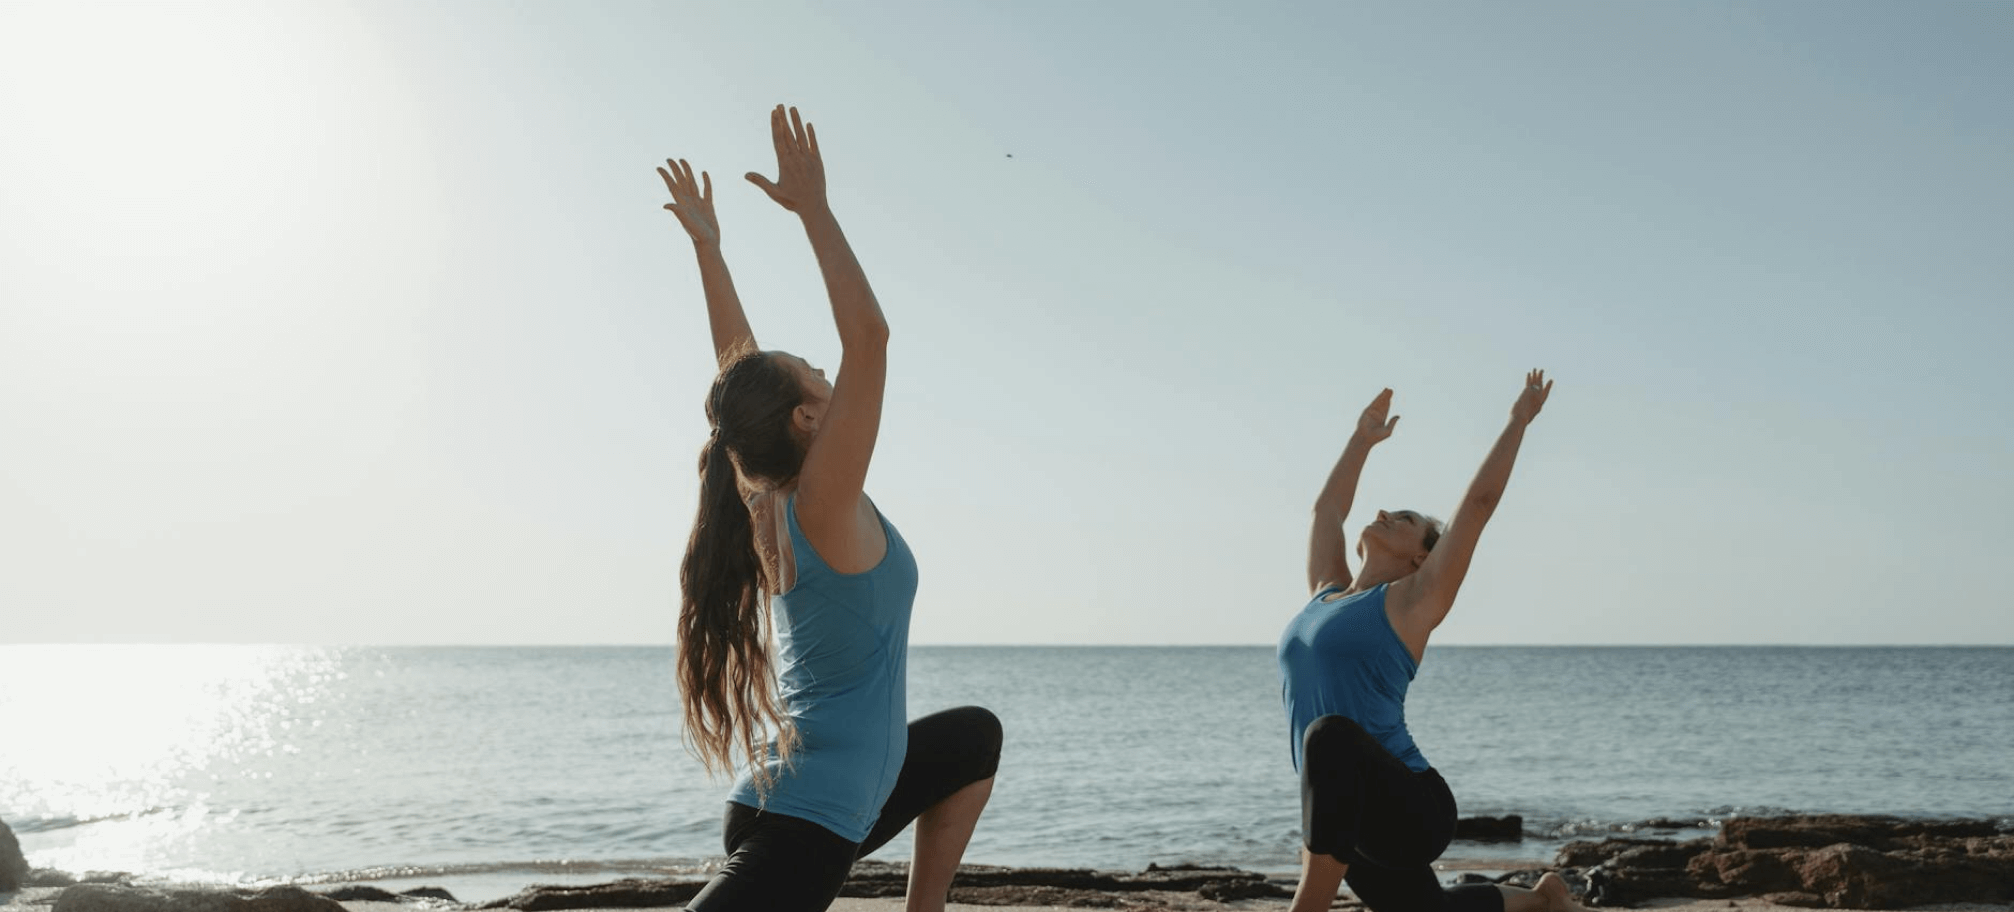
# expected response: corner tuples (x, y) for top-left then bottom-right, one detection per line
(677, 346), (811, 792)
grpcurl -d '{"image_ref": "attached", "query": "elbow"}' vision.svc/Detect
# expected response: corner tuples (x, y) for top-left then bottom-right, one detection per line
(833, 316), (890, 352)
(844, 318), (890, 350)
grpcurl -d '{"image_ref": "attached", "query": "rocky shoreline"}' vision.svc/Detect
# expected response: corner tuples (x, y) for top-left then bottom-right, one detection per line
(1560, 814), (2014, 908)
(6, 815), (2011, 910)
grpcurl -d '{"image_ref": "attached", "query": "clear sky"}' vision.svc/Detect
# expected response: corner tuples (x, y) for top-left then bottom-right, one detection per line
(2, 1), (2009, 645)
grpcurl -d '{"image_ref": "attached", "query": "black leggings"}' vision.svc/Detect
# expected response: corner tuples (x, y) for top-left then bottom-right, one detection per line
(683, 706), (1003, 912)
(1301, 715), (1503, 912)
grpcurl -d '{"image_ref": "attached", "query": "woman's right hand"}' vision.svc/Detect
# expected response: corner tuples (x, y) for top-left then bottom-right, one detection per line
(745, 105), (829, 216)
(657, 157), (720, 247)
(1353, 388), (1400, 446)
(1511, 369), (1553, 425)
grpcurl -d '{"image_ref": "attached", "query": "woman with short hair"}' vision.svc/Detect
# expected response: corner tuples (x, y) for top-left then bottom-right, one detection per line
(1282, 374), (1585, 912)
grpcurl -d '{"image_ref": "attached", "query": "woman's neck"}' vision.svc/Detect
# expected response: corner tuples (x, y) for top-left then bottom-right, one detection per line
(1350, 554), (1415, 593)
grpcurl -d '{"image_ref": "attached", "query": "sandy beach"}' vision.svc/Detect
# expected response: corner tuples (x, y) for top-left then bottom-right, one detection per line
(8, 812), (2009, 912)
(821, 897), (2014, 905)
(296, 897), (2014, 912)
(205, 898), (2014, 912)
(10, 884), (2012, 912)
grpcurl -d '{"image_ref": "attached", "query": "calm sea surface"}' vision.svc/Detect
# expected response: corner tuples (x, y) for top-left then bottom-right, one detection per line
(3, 646), (2011, 899)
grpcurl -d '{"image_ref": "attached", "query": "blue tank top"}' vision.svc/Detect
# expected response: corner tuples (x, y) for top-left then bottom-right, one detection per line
(726, 494), (918, 842)
(1277, 583), (1429, 773)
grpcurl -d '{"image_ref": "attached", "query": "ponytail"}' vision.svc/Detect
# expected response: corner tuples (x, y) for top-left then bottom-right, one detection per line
(676, 349), (808, 795)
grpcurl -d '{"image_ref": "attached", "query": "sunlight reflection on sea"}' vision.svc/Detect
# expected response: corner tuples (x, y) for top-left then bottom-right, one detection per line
(3, 645), (2010, 890)
(1, 645), (346, 877)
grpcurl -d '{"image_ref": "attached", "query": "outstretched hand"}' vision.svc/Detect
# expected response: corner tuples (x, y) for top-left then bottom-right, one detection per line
(745, 105), (828, 215)
(1354, 388), (1400, 446)
(1511, 369), (1554, 425)
(657, 158), (720, 247)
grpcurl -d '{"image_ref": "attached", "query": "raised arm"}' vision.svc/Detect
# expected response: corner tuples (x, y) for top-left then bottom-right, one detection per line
(1392, 370), (1553, 636)
(746, 106), (890, 542)
(658, 157), (756, 366)
(1308, 389), (1399, 595)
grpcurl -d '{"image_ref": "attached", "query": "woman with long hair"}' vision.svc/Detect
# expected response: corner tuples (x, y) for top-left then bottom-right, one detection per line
(1281, 373), (1586, 912)
(659, 105), (1000, 912)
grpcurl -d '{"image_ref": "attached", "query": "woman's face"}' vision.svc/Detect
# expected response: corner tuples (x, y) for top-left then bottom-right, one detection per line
(773, 351), (832, 438)
(1359, 509), (1432, 567)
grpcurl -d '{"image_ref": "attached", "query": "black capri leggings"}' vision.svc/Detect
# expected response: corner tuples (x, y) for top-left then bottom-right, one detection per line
(1301, 714), (1503, 912)
(683, 705), (1003, 912)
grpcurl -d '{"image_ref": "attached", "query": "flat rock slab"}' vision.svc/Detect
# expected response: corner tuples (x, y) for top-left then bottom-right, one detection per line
(840, 862), (1291, 905)
(54, 885), (349, 912)
(472, 864), (1291, 911)
(314, 888), (457, 905)
(474, 880), (700, 911)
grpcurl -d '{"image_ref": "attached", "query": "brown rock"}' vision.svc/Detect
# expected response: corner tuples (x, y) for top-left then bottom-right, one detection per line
(312, 887), (404, 903)
(472, 878), (701, 911)
(1793, 844), (1916, 908)
(1720, 814), (1999, 852)
(53, 885), (347, 912)
(1197, 878), (1293, 901)
(840, 861), (1286, 903)
(1455, 815), (1525, 842)
(1560, 837), (1715, 904)
(1688, 847), (1807, 897)
(1570, 815), (2014, 908)
(1, 818), (27, 892)
(1612, 843), (1712, 871)
(1797, 840), (2014, 908)
(1558, 837), (1700, 869)
(314, 886), (455, 904)
(476, 864), (1294, 909)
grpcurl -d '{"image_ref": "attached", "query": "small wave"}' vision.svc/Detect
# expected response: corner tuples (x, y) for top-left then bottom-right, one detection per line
(7, 808), (181, 834)
(1538, 817), (1720, 840)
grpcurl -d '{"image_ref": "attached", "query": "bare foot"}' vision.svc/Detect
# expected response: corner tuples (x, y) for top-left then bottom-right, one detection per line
(1533, 872), (1584, 912)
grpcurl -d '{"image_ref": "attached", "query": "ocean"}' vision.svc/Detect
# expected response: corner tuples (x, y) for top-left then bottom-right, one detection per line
(3, 646), (2010, 900)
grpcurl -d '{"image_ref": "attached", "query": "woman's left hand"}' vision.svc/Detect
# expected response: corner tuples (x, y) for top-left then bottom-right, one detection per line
(1511, 369), (1553, 425)
(1353, 388), (1400, 446)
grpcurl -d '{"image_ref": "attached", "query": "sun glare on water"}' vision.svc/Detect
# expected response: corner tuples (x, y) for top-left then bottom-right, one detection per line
(0, 645), (347, 877)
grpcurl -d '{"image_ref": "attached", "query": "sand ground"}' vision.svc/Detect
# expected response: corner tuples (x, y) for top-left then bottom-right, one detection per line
(10, 885), (2010, 912)
(349, 898), (2014, 912)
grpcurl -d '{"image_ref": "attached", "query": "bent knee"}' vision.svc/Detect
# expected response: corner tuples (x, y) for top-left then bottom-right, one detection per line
(951, 705), (1003, 746)
(957, 705), (1003, 775)
(921, 705), (1003, 779)
(1302, 714), (1374, 759)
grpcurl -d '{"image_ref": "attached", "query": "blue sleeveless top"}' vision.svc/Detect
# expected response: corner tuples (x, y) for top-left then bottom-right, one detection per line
(726, 494), (918, 842)
(1277, 583), (1429, 773)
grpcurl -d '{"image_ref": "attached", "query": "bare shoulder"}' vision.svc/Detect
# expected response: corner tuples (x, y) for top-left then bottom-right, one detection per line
(1381, 576), (1436, 660)
(794, 488), (888, 574)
